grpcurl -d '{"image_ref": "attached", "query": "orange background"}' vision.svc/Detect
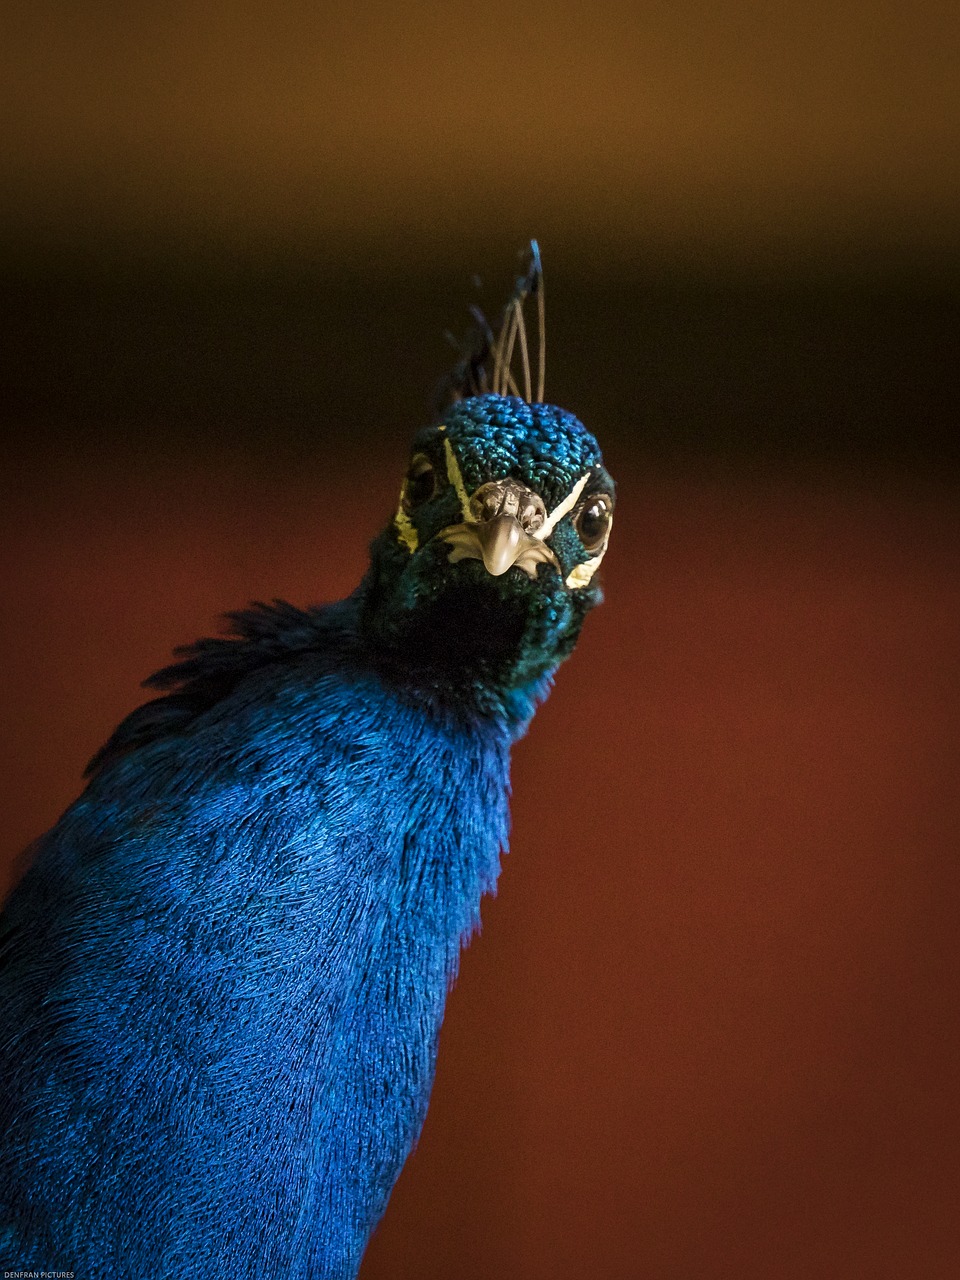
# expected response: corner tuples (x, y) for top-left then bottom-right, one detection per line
(2, 3), (959, 1276)
(2, 0), (959, 269)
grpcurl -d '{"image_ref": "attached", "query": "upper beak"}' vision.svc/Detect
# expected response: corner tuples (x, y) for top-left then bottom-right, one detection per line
(474, 513), (526, 576)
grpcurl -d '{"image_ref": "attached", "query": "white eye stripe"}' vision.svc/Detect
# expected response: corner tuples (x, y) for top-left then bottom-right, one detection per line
(443, 439), (473, 522)
(537, 473), (590, 540)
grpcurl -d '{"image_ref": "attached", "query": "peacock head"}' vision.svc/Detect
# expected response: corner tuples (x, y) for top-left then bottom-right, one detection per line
(362, 393), (614, 707)
(360, 245), (614, 714)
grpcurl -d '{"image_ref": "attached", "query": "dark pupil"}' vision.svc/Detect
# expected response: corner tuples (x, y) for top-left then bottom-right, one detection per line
(580, 500), (608, 547)
(406, 463), (434, 507)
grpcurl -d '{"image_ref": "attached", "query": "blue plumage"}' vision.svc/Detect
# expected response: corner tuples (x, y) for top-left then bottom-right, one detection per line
(0, 259), (615, 1277)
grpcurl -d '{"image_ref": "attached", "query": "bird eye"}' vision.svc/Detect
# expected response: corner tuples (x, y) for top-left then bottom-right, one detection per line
(574, 494), (613, 553)
(403, 455), (437, 510)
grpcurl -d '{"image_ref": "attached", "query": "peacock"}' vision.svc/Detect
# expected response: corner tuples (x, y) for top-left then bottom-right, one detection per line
(0, 244), (615, 1278)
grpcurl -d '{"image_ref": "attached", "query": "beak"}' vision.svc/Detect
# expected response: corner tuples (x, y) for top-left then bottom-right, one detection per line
(440, 479), (559, 579)
(474, 514), (526, 576)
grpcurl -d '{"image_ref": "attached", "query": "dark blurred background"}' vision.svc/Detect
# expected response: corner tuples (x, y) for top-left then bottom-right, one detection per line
(2, 2), (959, 1276)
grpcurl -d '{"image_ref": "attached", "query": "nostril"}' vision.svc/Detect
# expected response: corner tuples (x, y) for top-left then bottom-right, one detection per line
(480, 492), (506, 521)
(470, 481), (547, 534)
(520, 501), (545, 534)
(470, 484), (509, 523)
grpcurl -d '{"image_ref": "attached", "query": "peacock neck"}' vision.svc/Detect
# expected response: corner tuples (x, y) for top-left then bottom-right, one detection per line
(354, 540), (562, 739)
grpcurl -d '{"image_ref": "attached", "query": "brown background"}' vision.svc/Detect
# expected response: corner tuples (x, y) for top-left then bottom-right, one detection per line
(2, 3), (959, 1277)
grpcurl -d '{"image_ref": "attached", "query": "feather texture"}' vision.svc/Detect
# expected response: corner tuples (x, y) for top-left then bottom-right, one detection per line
(0, 383), (613, 1277)
(1, 595), (511, 1276)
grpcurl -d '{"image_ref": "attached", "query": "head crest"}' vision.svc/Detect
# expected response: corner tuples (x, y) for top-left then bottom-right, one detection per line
(434, 240), (546, 416)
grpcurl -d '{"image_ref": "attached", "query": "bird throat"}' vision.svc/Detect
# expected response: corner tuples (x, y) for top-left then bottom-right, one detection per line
(359, 539), (584, 718)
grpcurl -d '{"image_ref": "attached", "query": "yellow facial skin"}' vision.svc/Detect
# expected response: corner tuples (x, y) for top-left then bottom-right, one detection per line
(393, 490), (419, 553)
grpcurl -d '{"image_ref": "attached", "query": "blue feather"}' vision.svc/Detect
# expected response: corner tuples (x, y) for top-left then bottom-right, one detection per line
(0, 376), (613, 1276)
